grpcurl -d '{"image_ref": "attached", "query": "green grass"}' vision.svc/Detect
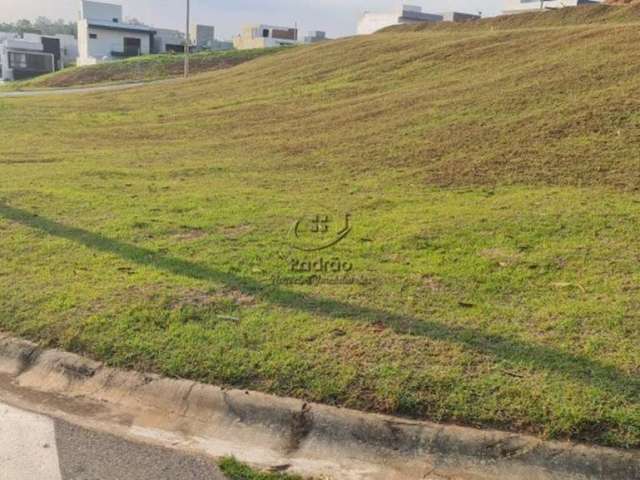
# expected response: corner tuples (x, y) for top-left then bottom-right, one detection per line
(3, 48), (287, 89)
(219, 458), (304, 480)
(0, 5), (639, 449)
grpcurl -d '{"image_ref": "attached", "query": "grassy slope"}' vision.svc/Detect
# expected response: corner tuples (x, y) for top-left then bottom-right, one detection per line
(394, 2), (640, 31)
(219, 458), (304, 480)
(5, 48), (285, 89)
(1, 6), (640, 448)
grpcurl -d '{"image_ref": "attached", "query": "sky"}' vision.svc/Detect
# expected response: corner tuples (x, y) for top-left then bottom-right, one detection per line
(2, 0), (505, 40)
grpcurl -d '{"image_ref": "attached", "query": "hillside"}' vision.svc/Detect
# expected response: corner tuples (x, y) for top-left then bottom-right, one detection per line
(1, 5), (640, 450)
(12, 48), (285, 89)
(392, 2), (640, 31)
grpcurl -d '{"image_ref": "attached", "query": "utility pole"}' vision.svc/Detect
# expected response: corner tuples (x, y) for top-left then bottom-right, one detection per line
(184, 0), (190, 78)
(539, 0), (552, 10)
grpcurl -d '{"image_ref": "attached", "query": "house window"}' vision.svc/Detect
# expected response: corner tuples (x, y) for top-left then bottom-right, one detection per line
(7, 52), (52, 72)
(262, 29), (269, 38)
(90, 33), (97, 39)
(8, 52), (27, 69)
(113, 18), (118, 23)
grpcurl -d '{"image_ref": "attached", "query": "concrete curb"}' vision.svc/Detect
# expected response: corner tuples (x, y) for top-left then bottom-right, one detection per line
(0, 334), (638, 480)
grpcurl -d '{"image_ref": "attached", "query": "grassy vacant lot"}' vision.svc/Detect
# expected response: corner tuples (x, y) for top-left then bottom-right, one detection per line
(3, 48), (284, 89)
(1, 5), (640, 449)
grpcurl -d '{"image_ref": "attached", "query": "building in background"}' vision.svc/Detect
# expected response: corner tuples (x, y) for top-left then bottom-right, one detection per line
(153, 28), (186, 53)
(440, 11), (483, 22)
(357, 4), (480, 35)
(0, 35), (56, 81)
(55, 34), (79, 66)
(304, 31), (328, 44)
(358, 5), (441, 35)
(77, 0), (155, 65)
(193, 24), (215, 49)
(22, 33), (78, 68)
(0, 32), (15, 43)
(208, 39), (234, 51)
(154, 26), (233, 53)
(503, 0), (600, 14)
(234, 25), (298, 50)
(0, 30), (77, 70)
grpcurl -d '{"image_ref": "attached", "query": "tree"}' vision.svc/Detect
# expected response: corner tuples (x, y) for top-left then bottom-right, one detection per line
(15, 19), (35, 34)
(124, 17), (149, 27)
(0, 17), (76, 37)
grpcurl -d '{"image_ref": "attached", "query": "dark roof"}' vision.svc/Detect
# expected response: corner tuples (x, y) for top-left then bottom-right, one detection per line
(400, 11), (443, 22)
(88, 20), (156, 35)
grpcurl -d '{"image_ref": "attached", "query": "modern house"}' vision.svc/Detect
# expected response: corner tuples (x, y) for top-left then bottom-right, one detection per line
(153, 28), (186, 53)
(503, 0), (600, 14)
(193, 24), (215, 50)
(208, 40), (234, 51)
(0, 34), (56, 82)
(22, 33), (78, 68)
(77, 0), (155, 65)
(358, 5), (441, 35)
(357, 4), (480, 35)
(233, 25), (298, 50)
(55, 34), (79, 66)
(304, 31), (328, 44)
(190, 25), (233, 51)
(440, 12), (484, 22)
(0, 29), (79, 81)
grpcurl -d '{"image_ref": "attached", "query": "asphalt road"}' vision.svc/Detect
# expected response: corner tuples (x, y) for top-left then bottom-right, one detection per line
(0, 401), (227, 480)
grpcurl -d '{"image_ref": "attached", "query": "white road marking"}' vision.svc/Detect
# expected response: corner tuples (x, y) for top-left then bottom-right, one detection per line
(0, 402), (62, 480)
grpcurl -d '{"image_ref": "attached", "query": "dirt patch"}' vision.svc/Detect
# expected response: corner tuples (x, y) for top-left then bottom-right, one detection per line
(480, 248), (523, 268)
(169, 288), (256, 309)
(220, 224), (254, 239)
(420, 275), (446, 292)
(173, 228), (208, 241)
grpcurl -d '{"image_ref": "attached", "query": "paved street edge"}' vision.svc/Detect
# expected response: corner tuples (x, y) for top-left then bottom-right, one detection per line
(0, 332), (638, 480)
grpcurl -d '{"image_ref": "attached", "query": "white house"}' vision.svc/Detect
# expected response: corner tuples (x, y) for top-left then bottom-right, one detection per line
(0, 32), (16, 43)
(358, 5), (442, 35)
(503, 0), (600, 14)
(0, 35), (56, 82)
(77, 0), (155, 66)
(56, 34), (80, 65)
(357, 4), (479, 35)
(22, 33), (78, 68)
(233, 25), (298, 50)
